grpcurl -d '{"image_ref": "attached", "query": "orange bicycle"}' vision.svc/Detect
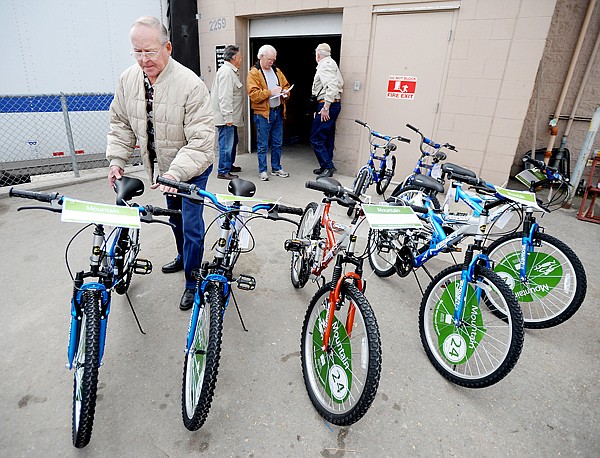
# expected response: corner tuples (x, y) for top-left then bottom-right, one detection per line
(285, 177), (381, 425)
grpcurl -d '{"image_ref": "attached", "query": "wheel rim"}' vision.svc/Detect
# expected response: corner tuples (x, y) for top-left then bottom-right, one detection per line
(73, 314), (87, 432)
(394, 188), (430, 207)
(491, 238), (577, 323)
(185, 303), (210, 418)
(303, 294), (370, 415)
(422, 270), (513, 380)
(368, 230), (396, 273)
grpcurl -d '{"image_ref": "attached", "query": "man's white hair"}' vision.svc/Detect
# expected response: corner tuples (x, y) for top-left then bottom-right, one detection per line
(257, 44), (277, 59)
(316, 49), (331, 58)
(131, 16), (169, 45)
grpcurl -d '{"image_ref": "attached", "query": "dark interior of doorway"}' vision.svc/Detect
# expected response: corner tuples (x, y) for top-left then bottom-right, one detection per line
(248, 35), (341, 150)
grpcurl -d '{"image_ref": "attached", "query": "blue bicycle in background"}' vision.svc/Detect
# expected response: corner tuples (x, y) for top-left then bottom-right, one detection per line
(156, 176), (303, 431)
(348, 119), (410, 215)
(10, 176), (178, 448)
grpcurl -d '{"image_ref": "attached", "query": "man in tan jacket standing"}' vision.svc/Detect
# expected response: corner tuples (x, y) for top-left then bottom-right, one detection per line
(106, 16), (214, 311)
(211, 45), (244, 180)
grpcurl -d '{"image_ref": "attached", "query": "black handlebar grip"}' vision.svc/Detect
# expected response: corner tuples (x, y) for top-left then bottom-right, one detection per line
(275, 204), (304, 216)
(355, 119), (367, 127)
(406, 123), (419, 133)
(149, 205), (181, 217)
(305, 180), (345, 198)
(399, 136), (411, 144)
(9, 188), (59, 203)
(523, 156), (546, 170)
(156, 176), (197, 193)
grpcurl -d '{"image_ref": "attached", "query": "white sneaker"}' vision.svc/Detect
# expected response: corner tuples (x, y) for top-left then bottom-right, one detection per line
(272, 169), (289, 178)
(259, 172), (269, 181)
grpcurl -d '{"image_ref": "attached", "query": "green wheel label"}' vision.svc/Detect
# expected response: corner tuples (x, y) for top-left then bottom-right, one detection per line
(494, 250), (562, 302)
(433, 280), (486, 364)
(312, 310), (352, 403)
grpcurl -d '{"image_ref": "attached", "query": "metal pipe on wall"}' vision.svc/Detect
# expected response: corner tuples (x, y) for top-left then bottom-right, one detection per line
(545, 0), (597, 164)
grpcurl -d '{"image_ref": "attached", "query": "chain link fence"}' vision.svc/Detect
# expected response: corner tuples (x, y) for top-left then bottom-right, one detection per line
(0, 93), (141, 188)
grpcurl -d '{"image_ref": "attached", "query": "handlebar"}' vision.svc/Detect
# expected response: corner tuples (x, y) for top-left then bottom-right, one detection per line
(448, 173), (496, 194)
(406, 123), (457, 154)
(305, 180), (361, 206)
(355, 119), (411, 147)
(9, 188), (61, 203)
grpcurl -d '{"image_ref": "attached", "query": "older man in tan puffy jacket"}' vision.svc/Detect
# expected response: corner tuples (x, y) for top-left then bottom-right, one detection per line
(106, 16), (214, 311)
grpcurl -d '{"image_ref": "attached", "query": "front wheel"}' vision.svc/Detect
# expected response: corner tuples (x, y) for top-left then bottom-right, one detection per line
(419, 264), (524, 388)
(487, 232), (587, 328)
(182, 282), (224, 431)
(291, 202), (320, 288)
(301, 281), (382, 425)
(72, 291), (101, 448)
(347, 169), (370, 216)
(376, 155), (396, 195)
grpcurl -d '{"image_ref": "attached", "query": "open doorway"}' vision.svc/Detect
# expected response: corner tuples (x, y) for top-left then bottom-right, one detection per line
(248, 35), (341, 150)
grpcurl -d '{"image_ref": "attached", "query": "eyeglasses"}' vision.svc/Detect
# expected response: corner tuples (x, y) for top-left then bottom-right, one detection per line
(131, 44), (164, 60)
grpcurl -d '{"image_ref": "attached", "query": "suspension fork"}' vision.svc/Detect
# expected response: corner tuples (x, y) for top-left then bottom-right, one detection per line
(519, 209), (538, 282)
(321, 256), (363, 351)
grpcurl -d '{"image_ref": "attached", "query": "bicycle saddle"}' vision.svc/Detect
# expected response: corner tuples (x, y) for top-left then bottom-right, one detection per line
(228, 178), (256, 198)
(442, 163), (476, 178)
(316, 176), (343, 188)
(114, 176), (145, 206)
(411, 174), (445, 194)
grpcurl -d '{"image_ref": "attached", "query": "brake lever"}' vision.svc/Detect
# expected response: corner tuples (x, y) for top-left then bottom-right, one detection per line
(17, 205), (61, 213)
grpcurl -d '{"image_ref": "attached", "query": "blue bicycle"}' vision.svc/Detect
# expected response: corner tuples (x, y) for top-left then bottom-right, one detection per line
(368, 173), (526, 387)
(348, 119), (410, 215)
(156, 176), (303, 431)
(10, 176), (178, 448)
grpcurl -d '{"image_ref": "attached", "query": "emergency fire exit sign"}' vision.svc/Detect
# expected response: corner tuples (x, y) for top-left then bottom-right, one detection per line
(387, 75), (417, 100)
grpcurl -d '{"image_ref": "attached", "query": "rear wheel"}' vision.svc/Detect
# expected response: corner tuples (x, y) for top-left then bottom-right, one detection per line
(301, 281), (382, 425)
(390, 185), (441, 209)
(487, 232), (587, 328)
(182, 283), (224, 431)
(367, 229), (397, 277)
(72, 291), (101, 448)
(291, 202), (320, 288)
(419, 264), (524, 388)
(376, 155), (396, 195)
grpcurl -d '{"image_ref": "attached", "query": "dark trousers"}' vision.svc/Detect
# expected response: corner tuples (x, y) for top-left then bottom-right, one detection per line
(310, 102), (341, 170)
(165, 165), (212, 289)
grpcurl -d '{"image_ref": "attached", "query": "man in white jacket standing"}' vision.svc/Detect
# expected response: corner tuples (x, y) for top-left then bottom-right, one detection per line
(106, 16), (215, 311)
(211, 45), (244, 180)
(310, 43), (344, 178)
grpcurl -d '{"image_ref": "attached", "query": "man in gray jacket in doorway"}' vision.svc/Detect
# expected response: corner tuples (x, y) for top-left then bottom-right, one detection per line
(211, 45), (244, 180)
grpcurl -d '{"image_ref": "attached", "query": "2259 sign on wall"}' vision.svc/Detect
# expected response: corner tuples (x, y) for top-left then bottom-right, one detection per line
(209, 18), (226, 31)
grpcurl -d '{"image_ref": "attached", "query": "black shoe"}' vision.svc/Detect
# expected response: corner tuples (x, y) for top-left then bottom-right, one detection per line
(313, 167), (324, 175)
(180, 288), (195, 311)
(162, 257), (183, 274)
(217, 172), (239, 180)
(317, 168), (334, 178)
(230, 165), (242, 173)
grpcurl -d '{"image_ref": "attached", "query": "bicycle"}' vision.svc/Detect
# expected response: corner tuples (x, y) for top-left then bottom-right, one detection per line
(387, 123), (459, 209)
(374, 159), (586, 329)
(155, 176), (304, 431)
(347, 119), (410, 216)
(9, 176), (178, 448)
(369, 174), (526, 387)
(284, 177), (382, 425)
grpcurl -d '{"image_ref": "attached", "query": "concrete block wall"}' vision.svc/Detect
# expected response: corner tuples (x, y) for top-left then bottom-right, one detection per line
(194, 0), (597, 185)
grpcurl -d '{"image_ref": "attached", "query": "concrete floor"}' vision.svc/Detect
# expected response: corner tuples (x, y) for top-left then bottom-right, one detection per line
(1, 145), (599, 457)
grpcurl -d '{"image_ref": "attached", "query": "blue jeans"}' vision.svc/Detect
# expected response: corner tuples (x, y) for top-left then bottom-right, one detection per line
(217, 125), (238, 174)
(310, 102), (341, 170)
(254, 108), (283, 173)
(165, 165), (212, 289)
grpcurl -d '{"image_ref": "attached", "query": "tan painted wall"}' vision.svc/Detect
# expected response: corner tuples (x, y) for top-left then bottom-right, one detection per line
(194, 0), (598, 184)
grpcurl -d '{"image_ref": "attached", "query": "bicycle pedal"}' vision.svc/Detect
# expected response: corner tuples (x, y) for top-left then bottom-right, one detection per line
(236, 274), (256, 291)
(133, 259), (152, 274)
(284, 238), (307, 253)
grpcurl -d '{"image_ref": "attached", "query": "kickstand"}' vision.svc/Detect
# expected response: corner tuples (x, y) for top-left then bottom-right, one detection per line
(412, 269), (425, 296)
(125, 292), (146, 335)
(450, 252), (458, 265)
(230, 290), (248, 332)
(314, 275), (326, 290)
